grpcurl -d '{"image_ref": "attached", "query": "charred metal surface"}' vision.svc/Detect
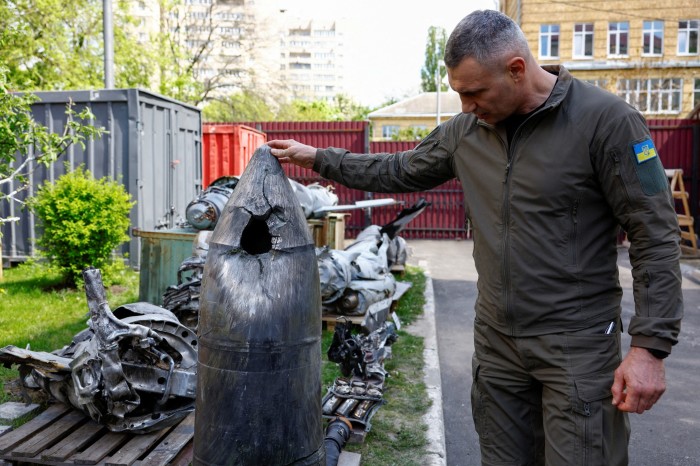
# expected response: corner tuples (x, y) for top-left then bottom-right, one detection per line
(322, 320), (397, 440)
(327, 320), (398, 383)
(186, 176), (239, 230)
(317, 225), (396, 316)
(289, 179), (338, 219)
(162, 230), (212, 329)
(0, 268), (198, 433)
(194, 145), (324, 465)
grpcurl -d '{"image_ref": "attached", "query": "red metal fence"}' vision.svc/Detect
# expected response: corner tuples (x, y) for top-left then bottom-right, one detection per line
(202, 119), (699, 240)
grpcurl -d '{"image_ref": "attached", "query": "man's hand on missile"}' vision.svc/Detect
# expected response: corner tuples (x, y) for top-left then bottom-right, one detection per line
(268, 140), (317, 169)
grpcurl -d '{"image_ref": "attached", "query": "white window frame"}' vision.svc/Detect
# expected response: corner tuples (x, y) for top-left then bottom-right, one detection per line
(573, 23), (594, 59)
(608, 22), (629, 57)
(694, 78), (700, 109)
(642, 20), (664, 56)
(678, 20), (700, 55)
(617, 78), (682, 114)
(539, 24), (560, 60)
(382, 125), (400, 139)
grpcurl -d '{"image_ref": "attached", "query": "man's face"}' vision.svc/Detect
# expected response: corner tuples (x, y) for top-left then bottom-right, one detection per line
(447, 57), (518, 125)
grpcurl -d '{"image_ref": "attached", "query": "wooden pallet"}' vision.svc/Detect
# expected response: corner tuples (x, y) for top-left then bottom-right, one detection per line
(0, 403), (193, 466)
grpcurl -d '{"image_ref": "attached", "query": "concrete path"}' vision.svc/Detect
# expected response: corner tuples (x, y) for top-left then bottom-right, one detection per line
(407, 239), (700, 466)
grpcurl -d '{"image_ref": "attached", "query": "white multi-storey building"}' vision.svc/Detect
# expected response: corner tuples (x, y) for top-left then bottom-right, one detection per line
(280, 19), (345, 101)
(128, 0), (345, 103)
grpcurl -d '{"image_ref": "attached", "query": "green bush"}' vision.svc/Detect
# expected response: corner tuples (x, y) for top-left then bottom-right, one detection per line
(29, 166), (135, 287)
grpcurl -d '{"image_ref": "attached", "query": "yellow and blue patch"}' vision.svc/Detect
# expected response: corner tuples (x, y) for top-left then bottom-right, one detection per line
(630, 137), (666, 195)
(633, 139), (658, 164)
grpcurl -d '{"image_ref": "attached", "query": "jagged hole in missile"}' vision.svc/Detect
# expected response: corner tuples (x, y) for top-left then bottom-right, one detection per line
(241, 217), (272, 254)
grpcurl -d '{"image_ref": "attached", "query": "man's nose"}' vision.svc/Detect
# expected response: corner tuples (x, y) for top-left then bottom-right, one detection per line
(461, 98), (476, 114)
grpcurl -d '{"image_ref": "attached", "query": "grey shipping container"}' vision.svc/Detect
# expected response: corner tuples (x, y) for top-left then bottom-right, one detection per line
(0, 88), (202, 267)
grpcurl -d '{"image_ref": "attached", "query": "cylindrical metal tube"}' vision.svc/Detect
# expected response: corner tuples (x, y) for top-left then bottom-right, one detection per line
(194, 146), (324, 465)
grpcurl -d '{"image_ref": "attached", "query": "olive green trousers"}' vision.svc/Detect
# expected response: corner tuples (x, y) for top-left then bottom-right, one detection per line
(471, 317), (630, 465)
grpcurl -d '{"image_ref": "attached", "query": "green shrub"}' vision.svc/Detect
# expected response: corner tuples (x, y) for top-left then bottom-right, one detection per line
(29, 166), (135, 287)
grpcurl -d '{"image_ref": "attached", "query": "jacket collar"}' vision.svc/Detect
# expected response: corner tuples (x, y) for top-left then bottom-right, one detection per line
(541, 65), (572, 109)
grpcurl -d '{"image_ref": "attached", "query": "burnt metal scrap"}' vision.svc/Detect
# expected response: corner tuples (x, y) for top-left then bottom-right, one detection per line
(327, 319), (398, 383)
(162, 230), (212, 329)
(322, 319), (398, 444)
(185, 174), (338, 231)
(185, 176), (239, 230)
(194, 145), (325, 465)
(0, 267), (198, 433)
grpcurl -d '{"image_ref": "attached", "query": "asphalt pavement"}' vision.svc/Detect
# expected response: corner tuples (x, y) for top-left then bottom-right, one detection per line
(406, 239), (700, 466)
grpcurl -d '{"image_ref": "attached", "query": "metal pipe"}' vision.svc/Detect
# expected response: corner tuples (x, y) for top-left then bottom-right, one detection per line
(103, 0), (114, 89)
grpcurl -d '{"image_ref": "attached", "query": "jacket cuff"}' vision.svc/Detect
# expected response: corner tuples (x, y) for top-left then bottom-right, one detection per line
(312, 149), (325, 173)
(630, 334), (673, 355)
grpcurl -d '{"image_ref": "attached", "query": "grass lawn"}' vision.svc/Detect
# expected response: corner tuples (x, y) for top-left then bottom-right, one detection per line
(0, 261), (430, 464)
(0, 261), (139, 403)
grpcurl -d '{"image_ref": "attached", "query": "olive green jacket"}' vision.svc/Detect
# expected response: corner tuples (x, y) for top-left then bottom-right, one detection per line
(313, 66), (683, 354)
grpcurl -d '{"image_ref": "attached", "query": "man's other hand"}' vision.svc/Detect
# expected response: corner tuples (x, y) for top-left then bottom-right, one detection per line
(611, 346), (666, 414)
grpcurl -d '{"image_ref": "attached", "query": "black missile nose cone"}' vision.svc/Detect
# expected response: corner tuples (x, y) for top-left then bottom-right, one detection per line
(210, 145), (312, 253)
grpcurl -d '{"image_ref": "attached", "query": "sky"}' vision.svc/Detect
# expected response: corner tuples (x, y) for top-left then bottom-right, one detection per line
(277, 0), (499, 107)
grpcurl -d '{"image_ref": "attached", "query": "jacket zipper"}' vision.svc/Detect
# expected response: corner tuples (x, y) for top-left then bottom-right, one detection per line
(571, 199), (580, 267)
(481, 109), (546, 335)
(502, 158), (513, 333)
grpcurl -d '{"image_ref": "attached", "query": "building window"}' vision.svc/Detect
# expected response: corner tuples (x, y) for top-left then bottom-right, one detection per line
(608, 22), (629, 56)
(583, 79), (608, 88)
(678, 20), (699, 55)
(617, 78), (681, 114)
(382, 125), (400, 139)
(642, 20), (664, 56)
(694, 78), (700, 109)
(573, 23), (594, 58)
(539, 24), (559, 59)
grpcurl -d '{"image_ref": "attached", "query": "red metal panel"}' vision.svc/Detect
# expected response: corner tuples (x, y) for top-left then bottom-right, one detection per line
(649, 119), (695, 172)
(370, 141), (418, 153)
(201, 124), (266, 188)
(648, 119), (699, 222)
(240, 121), (367, 154)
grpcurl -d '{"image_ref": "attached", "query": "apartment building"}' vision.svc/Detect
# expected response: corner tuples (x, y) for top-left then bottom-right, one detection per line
(280, 19), (345, 101)
(501, 0), (700, 118)
(129, 0), (345, 102)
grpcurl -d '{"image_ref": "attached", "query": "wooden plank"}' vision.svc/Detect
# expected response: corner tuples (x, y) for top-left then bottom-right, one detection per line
(71, 432), (128, 465)
(165, 440), (193, 466)
(42, 422), (106, 462)
(104, 427), (172, 466)
(133, 412), (194, 466)
(12, 410), (86, 457)
(0, 404), (71, 453)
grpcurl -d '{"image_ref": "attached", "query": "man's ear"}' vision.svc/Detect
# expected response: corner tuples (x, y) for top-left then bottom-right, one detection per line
(507, 57), (526, 83)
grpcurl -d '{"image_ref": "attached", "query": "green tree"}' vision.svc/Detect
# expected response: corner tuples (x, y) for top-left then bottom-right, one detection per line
(332, 94), (372, 121)
(275, 95), (371, 122)
(394, 126), (431, 141)
(202, 91), (275, 122)
(1, 67), (104, 233)
(29, 166), (134, 287)
(0, 0), (154, 91)
(420, 26), (448, 93)
(277, 99), (343, 121)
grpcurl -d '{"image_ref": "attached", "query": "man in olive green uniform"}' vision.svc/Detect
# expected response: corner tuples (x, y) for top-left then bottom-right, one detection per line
(269, 9), (683, 466)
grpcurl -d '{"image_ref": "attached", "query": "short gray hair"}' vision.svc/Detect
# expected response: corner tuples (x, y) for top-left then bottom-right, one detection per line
(445, 10), (531, 70)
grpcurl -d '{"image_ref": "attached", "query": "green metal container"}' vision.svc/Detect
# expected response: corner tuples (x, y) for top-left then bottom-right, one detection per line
(133, 228), (198, 305)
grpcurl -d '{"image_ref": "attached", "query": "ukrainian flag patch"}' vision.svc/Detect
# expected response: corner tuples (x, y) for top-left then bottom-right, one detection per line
(633, 139), (658, 164)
